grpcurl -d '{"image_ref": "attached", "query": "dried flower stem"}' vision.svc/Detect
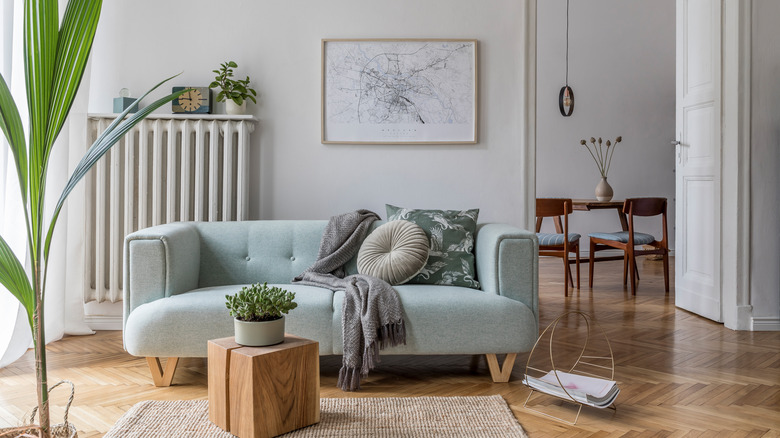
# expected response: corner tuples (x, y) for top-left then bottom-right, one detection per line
(606, 143), (617, 176)
(579, 136), (623, 178)
(583, 145), (602, 176)
(599, 148), (606, 173)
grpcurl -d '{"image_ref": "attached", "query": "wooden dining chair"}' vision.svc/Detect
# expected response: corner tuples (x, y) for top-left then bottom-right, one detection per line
(588, 197), (669, 295)
(536, 198), (580, 296)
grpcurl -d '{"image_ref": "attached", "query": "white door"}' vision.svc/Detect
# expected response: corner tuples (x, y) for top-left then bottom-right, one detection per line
(674, 0), (722, 321)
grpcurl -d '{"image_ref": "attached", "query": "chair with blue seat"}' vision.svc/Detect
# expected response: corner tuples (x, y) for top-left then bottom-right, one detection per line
(536, 198), (580, 296)
(588, 197), (669, 295)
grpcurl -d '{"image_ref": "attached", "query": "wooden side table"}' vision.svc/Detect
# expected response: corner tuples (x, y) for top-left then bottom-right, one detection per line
(208, 335), (320, 438)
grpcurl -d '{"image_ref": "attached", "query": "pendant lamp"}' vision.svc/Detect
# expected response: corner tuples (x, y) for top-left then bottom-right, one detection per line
(559, 0), (574, 117)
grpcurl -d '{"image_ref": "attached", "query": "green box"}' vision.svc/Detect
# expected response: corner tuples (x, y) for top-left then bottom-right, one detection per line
(113, 97), (138, 113)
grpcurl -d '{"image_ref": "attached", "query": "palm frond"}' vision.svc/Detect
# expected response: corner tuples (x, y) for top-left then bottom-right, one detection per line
(25, 0), (59, 243)
(44, 0), (102, 159)
(88, 73), (181, 157)
(43, 84), (186, 259)
(0, 74), (28, 203)
(0, 234), (34, 329)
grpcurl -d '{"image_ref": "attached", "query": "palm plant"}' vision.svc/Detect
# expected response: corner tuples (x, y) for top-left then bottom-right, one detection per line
(0, 1), (185, 436)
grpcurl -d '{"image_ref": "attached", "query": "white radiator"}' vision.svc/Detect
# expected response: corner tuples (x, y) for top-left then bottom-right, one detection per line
(82, 114), (256, 304)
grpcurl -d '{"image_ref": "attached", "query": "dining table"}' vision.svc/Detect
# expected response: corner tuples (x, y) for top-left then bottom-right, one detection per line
(571, 199), (628, 231)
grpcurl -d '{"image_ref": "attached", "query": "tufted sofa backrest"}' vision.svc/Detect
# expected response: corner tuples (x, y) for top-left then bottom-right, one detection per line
(193, 220), (383, 287)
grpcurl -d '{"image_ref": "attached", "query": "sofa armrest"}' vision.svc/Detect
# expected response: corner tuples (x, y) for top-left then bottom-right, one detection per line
(123, 222), (201, 331)
(475, 223), (539, 317)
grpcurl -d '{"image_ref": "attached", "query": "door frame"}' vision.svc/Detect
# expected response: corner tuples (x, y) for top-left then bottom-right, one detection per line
(526, 0), (754, 329)
(522, 0), (537, 231)
(720, 0), (752, 330)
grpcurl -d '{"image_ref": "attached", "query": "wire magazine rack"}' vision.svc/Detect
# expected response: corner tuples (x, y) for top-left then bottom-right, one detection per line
(522, 311), (617, 425)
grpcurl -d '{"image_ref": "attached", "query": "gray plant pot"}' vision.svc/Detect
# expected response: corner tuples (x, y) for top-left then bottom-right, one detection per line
(234, 316), (285, 346)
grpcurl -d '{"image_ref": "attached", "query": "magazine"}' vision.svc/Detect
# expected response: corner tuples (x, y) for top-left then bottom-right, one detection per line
(522, 371), (619, 408)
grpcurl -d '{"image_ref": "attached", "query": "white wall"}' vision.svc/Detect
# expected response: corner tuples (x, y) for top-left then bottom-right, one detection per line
(88, 0), (530, 225)
(536, 0), (676, 250)
(749, 0), (780, 325)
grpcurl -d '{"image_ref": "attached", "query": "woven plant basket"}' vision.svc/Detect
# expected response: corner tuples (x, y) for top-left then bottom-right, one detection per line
(0, 381), (78, 438)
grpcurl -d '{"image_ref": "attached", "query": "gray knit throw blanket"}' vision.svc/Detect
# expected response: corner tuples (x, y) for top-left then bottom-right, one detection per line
(293, 210), (406, 391)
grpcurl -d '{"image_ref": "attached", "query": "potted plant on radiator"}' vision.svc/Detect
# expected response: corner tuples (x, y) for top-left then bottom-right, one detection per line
(226, 283), (297, 346)
(209, 60), (258, 115)
(0, 1), (184, 436)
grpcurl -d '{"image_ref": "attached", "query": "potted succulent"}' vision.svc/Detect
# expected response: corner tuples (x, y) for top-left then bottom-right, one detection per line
(226, 283), (297, 346)
(209, 60), (258, 115)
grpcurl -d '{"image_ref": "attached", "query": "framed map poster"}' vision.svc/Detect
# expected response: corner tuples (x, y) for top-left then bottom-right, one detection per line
(322, 39), (478, 144)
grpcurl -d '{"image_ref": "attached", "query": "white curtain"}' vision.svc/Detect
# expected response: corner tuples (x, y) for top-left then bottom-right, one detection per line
(0, 0), (93, 369)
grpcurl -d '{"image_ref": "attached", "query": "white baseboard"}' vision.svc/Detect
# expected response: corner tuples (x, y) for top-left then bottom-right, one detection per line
(83, 301), (123, 331)
(751, 316), (780, 331)
(85, 315), (123, 331)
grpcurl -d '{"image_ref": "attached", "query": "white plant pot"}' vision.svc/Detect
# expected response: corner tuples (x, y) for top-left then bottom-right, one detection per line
(234, 316), (285, 346)
(225, 100), (247, 115)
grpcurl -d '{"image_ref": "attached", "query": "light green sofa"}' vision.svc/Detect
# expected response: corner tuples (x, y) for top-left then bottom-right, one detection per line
(123, 220), (538, 386)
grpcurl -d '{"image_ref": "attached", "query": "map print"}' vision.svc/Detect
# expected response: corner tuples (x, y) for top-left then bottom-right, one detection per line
(323, 40), (476, 143)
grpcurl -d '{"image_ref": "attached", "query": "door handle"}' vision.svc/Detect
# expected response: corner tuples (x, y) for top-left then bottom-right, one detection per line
(672, 139), (682, 164)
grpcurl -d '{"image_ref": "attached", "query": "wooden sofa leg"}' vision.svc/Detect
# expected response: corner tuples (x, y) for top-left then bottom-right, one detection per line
(146, 357), (179, 387)
(485, 353), (517, 383)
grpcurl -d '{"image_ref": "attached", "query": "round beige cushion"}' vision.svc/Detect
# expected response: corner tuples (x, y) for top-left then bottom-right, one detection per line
(357, 220), (430, 285)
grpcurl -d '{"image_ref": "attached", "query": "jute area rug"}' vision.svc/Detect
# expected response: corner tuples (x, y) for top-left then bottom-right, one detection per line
(104, 395), (528, 437)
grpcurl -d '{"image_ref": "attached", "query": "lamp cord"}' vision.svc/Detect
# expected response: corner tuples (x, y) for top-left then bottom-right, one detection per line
(565, 0), (570, 86)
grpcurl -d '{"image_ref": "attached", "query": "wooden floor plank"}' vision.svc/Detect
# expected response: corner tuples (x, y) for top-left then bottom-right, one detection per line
(1, 257), (778, 437)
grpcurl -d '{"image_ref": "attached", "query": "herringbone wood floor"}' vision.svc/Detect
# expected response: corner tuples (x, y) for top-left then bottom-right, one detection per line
(1, 257), (778, 437)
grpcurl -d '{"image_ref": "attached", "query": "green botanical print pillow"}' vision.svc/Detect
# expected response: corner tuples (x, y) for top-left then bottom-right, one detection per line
(386, 204), (480, 289)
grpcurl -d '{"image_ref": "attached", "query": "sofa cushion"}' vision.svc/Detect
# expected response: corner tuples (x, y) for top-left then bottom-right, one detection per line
(332, 285), (537, 355)
(357, 220), (430, 285)
(386, 204), (480, 289)
(124, 284), (335, 357)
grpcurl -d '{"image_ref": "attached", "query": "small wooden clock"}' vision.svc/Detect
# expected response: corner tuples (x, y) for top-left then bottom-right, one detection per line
(172, 86), (212, 114)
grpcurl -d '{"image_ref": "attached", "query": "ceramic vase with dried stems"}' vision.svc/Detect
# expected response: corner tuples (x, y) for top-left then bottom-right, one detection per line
(579, 136), (623, 201)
